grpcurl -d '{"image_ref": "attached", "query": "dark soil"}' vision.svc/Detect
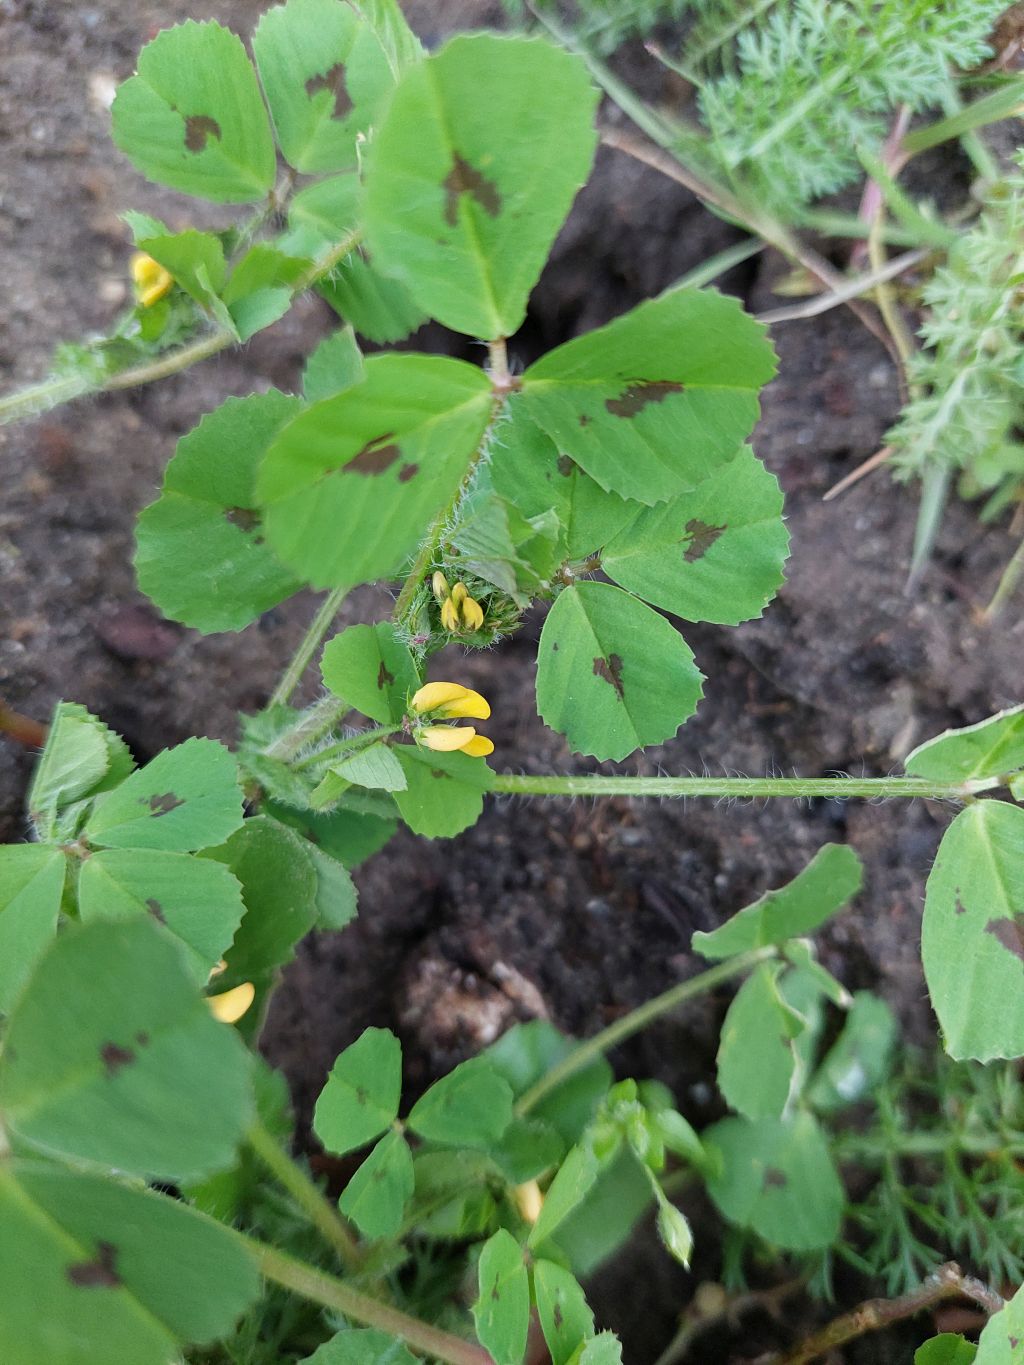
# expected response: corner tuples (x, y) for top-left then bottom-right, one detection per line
(2, 3), (1023, 1361)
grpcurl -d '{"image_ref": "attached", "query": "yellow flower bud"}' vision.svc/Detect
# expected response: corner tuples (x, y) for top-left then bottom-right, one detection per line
(431, 570), (450, 602)
(451, 581), (469, 608)
(513, 1179), (544, 1224)
(441, 597), (461, 633)
(460, 595), (485, 631)
(130, 252), (173, 308)
(208, 981), (256, 1024)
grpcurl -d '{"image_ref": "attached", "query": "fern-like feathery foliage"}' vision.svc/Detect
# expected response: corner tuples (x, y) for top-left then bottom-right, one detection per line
(887, 167), (1024, 512)
(686, 0), (1006, 210)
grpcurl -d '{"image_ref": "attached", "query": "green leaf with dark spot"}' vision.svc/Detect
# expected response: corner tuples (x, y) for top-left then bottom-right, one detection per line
(522, 286), (776, 506)
(0, 1163), (259, 1365)
(314, 1027), (403, 1155)
(905, 705), (1024, 783)
(338, 1130), (414, 1239)
(602, 446), (788, 624)
(473, 1229), (530, 1365)
(303, 326), (364, 403)
(112, 21), (276, 202)
(704, 1112), (843, 1251)
(85, 738), (244, 853)
(301, 1328), (418, 1365)
(321, 622), (418, 724)
(258, 354), (492, 590)
(253, 0), (394, 174)
(202, 816), (319, 985)
(717, 962), (806, 1121)
(536, 582), (704, 761)
(364, 34), (598, 338)
(692, 844), (863, 959)
(136, 392), (304, 633)
(393, 746), (493, 839)
(923, 800), (1024, 1061)
(0, 918), (253, 1181)
(77, 849), (244, 985)
(534, 1260), (594, 1365)
(408, 1058), (513, 1148)
(0, 845), (66, 1014)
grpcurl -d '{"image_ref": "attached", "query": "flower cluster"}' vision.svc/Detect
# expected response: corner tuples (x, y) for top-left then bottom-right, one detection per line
(409, 681), (493, 757)
(432, 571), (485, 634)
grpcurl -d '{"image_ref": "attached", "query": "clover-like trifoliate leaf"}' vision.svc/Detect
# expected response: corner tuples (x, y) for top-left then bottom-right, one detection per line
(473, 1229), (530, 1365)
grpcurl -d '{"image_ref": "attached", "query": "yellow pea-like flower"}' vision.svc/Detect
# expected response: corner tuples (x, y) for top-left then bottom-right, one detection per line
(208, 981), (256, 1024)
(440, 597), (461, 633)
(130, 252), (173, 308)
(434, 576), (486, 634)
(410, 682), (494, 758)
(460, 595), (485, 631)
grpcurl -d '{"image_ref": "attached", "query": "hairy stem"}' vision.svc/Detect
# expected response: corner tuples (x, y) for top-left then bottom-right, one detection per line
(492, 773), (998, 802)
(0, 228), (363, 426)
(268, 588), (348, 710)
(765, 1261), (1003, 1365)
(292, 724), (400, 772)
(247, 1118), (362, 1274)
(250, 1241), (494, 1365)
(392, 342), (512, 628)
(516, 948), (776, 1116)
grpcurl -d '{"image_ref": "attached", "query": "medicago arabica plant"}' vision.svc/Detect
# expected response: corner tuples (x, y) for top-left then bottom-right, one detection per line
(3, 1), (1024, 1362)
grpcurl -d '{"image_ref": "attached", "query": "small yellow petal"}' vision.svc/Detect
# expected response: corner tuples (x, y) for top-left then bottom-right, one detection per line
(461, 733), (494, 758)
(436, 688), (490, 720)
(460, 596), (485, 631)
(420, 725), (477, 752)
(431, 570), (450, 602)
(440, 598), (460, 632)
(411, 681), (470, 714)
(130, 252), (173, 307)
(451, 582), (469, 607)
(208, 981), (256, 1024)
(514, 1179), (544, 1224)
